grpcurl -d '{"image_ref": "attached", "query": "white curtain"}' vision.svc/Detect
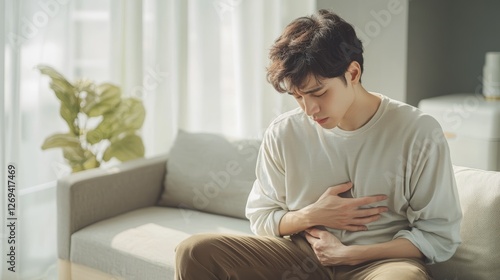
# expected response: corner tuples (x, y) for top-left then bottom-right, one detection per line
(2, 0), (73, 279)
(112, 0), (315, 155)
(1, 0), (315, 278)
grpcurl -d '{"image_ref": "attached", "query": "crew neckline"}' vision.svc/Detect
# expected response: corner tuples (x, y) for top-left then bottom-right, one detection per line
(330, 94), (388, 137)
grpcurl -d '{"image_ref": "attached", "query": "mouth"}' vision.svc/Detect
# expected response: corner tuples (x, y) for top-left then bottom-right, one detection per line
(314, 117), (329, 124)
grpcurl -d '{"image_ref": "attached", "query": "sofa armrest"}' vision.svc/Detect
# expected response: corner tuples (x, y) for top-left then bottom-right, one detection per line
(57, 154), (168, 261)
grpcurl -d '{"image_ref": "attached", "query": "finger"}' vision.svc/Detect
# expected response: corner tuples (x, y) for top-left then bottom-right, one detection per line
(304, 232), (318, 245)
(353, 207), (388, 218)
(352, 195), (388, 207)
(304, 227), (322, 238)
(350, 214), (383, 225)
(326, 182), (353, 196)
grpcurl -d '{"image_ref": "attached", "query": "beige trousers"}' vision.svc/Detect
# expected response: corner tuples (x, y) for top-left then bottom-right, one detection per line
(175, 233), (431, 280)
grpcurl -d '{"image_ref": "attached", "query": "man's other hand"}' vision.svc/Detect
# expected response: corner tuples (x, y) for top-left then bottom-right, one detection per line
(302, 182), (388, 231)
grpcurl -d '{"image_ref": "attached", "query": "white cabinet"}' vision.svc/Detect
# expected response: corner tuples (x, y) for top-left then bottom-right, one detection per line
(419, 93), (500, 171)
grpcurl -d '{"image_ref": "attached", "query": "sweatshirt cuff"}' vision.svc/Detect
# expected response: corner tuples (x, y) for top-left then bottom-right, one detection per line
(393, 229), (437, 264)
(272, 209), (288, 236)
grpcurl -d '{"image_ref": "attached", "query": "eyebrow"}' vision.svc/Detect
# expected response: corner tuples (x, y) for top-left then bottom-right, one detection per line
(287, 85), (324, 95)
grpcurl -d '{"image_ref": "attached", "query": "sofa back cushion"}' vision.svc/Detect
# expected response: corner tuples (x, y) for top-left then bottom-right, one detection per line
(158, 130), (261, 219)
(428, 166), (500, 280)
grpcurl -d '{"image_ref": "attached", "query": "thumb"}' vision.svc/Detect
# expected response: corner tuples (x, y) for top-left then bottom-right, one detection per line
(328, 182), (353, 196)
(305, 227), (321, 238)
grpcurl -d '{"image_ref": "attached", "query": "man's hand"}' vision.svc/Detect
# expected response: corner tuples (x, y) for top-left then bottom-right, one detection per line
(304, 227), (425, 266)
(278, 182), (388, 236)
(303, 182), (388, 231)
(304, 227), (353, 266)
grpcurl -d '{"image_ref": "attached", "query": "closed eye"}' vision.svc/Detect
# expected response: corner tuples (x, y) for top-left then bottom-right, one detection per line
(312, 91), (326, 97)
(288, 92), (303, 99)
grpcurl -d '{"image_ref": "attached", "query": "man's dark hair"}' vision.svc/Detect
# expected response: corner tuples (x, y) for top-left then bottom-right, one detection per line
(267, 9), (364, 93)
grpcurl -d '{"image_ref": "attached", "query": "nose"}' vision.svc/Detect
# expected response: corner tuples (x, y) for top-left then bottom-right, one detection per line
(302, 96), (320, 117)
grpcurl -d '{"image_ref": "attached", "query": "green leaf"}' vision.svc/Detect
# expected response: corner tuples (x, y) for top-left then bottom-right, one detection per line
(85, 111), (118, 144)
(38, 65), (80, 133)
(82, 155), (100, 169)
(60, 104), (79, 135)
(63, 147), (98, 173)
(50, 79), (77, 106)
(86, 128), (106, 145)
(120, 98), (146, 130)
(71, 164), (84, 173)
(85, 83), (121, 117)
(38, 65), (78, 107)
(37, 65), (73, 89)
(62, 146), (86, 163)
(41, 133), (81, 150)
(97, 103), (127, 133)
(87, 97), (145, 143)
(109, 129), (137, 144)
(102, 134), (145, 162)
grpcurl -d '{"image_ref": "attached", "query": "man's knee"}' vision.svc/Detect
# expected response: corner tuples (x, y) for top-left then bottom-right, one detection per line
(381, 267), (428, 280)
(176, 234), (228, 280)
(175, 233), (219, 265)
(372, 260), (430, 280)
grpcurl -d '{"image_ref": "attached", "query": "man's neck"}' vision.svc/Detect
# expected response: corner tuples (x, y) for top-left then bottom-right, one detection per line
(338, 86), (382, 131)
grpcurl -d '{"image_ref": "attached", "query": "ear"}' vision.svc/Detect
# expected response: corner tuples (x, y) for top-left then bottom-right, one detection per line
(345, 61), (361, 85)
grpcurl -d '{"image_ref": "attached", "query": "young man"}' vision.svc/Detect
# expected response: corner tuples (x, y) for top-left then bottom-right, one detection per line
(175, 9), (462, 280)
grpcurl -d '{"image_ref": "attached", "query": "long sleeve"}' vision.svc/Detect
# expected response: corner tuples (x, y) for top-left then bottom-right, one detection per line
(393, 118), (462, 264)
(245, 129), (288, 236)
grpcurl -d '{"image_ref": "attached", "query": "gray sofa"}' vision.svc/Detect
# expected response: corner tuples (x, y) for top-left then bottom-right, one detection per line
(57, 154), (254, 280)
(57, 133), (500, 280)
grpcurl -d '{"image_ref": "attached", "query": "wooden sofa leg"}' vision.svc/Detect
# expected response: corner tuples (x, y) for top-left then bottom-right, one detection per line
(59, 258), (126, 280)
(58, 259), (71, 280)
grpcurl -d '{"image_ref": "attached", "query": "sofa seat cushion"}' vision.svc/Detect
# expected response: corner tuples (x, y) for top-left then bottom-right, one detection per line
(70, 206), (253, 280)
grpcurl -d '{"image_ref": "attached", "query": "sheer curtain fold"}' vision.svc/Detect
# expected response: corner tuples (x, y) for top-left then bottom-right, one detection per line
(144, 0), (189, 155)
(2, 0), (71, 278)
(110, 0), (143, 97)
(231, 0), (315, 139)
(141, 0), (314, 153)
(232, 0), (267, 138)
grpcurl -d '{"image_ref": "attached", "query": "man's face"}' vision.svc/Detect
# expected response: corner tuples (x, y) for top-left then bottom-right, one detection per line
(288, 74), (354, 129)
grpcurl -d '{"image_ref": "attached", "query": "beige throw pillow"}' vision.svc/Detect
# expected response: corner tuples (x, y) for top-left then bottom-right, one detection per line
(158, 130), (261, 220)
(428, 166), (500, 280)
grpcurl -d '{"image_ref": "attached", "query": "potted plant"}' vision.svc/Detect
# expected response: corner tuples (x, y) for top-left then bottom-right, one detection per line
(38, 65), (146, 172)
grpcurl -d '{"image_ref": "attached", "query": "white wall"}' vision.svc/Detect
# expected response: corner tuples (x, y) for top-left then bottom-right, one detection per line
(318, 0), (409, 102)
(446, 0), (500, 95)
(405, 0), (452, 106)
(406, 0), (500, 106)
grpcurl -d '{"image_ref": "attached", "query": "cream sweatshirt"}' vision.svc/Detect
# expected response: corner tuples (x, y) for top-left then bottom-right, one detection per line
(245, 95), (462, 264)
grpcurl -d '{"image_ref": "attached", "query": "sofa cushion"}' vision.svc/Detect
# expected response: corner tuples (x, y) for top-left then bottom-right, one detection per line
(70, 207), (253, 280)
(158, 130), (261, 219)
(428, 166), (500, 280)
